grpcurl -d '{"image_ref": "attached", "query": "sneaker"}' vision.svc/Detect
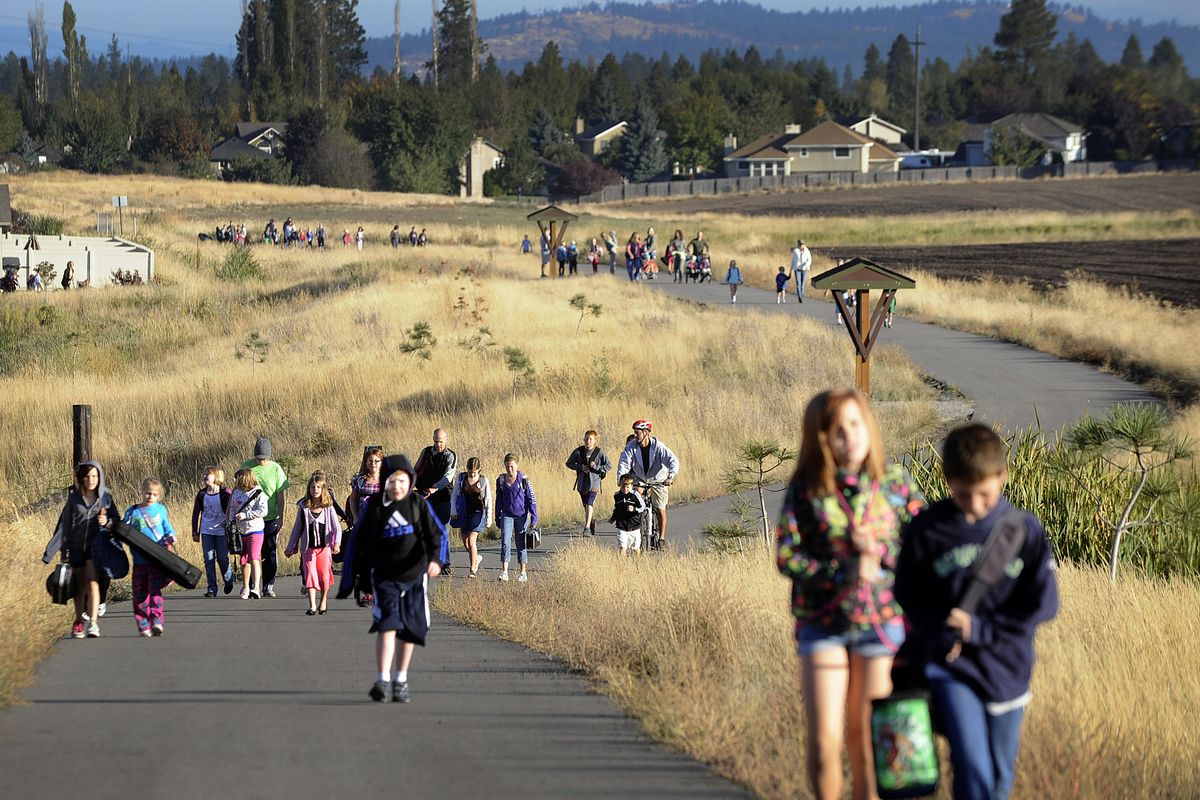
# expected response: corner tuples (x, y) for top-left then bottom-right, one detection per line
(140, 629), (153, 638)
(86, 622), (100, 638)
(224, 581), (234, 595)
(205, 589), (217, 598)
(369, 680), (392, 703)
(468, 569), (477, 579)
(472, 555), (483, 574)
(151, 625), (164, 637)
(98, 603), (106, 617)
(71, 620), (86, 639)
(498, 572), (509, 582)
(250, 589), (261, 600)
(241, 588), (251, 600)
(589, 521), (596, 536)
(392, 681), (411, 703)
(441, 564), (453, 577)
(517, 572), (528, 583)
(264, 586), (276, 598)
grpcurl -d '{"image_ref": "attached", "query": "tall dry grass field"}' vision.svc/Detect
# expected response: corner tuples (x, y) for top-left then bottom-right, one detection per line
(0, 174), (940, 705)
(436, 543), (1200, 800)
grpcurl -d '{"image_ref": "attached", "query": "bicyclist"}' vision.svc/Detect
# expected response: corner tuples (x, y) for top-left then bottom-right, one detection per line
(616, 420), (680, 550)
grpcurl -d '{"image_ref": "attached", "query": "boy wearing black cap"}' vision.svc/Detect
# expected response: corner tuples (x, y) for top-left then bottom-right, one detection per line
(352, 454), (445, 703)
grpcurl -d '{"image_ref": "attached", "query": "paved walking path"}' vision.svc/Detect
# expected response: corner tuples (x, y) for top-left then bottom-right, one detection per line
(0, 563), (748, 800)
(641, 273), (1156, 433)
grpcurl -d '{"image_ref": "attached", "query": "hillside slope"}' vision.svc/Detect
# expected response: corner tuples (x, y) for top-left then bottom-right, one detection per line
(367, 0), (1200, 76)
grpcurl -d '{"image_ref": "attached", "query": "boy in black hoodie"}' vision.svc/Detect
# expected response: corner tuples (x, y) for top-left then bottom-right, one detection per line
(894, 424), (1058, 800)
(351, 454), (444, 703)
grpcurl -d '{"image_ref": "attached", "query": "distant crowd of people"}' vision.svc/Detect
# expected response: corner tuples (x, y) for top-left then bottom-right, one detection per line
(207, 219), (430, 251)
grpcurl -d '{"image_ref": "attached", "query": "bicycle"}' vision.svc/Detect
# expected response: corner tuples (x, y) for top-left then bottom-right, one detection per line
(635, 480), (665, 552)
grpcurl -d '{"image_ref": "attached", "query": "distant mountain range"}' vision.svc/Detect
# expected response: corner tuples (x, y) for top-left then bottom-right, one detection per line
(368, 0), (1200, 76)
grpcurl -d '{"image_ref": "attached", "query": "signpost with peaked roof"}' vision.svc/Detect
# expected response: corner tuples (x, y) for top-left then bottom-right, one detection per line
(527, 205), (578, 279)
(811, 257), (916, 395)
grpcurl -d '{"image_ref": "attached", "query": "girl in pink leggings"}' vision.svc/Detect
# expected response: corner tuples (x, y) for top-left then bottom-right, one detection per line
(229, 469), (268, 599)
(285, 471), (342, 615)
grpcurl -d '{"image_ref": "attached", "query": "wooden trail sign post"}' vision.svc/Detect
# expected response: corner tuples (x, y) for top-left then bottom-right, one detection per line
(526, 205), (578, 279)
(811, 258), (916, 395)
(72, 404), (92, 467)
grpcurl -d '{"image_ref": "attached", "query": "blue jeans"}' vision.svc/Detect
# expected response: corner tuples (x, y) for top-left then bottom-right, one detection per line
(926, 664), (1025, 800)
(499, 513), (529, 566)
(260, 516), (283, 590)
(201, 533), (233, 593)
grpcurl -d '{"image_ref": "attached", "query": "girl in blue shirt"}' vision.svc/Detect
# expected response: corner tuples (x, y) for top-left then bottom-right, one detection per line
(123, 478), (177, 637)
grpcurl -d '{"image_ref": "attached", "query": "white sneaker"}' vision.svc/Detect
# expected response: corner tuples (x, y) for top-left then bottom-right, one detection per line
(498, 572), (509, 582)
(517, 572), (528, 583)
(98, 603), (106, 617)
(265, 586), (276, 598)
(241, 587), (251, 599)
(86, 623), (100, 638)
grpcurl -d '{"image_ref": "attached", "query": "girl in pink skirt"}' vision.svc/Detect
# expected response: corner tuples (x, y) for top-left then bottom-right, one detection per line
(286, 471), (342, 615)
(229, 469), (268, 599)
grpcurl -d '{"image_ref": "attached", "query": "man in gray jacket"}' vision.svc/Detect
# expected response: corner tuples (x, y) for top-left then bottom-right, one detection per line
(617, 420), (680, 550)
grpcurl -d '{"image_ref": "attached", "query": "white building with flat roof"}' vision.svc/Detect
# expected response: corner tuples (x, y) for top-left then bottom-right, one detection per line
(1, 232), (155, 289)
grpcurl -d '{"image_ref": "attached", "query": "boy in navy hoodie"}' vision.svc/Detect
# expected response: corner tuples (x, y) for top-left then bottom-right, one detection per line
(894, 423), (1058, 800)
(352, 454), (445, 703)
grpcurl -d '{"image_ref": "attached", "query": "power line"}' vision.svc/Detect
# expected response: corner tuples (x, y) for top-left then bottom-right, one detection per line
(0, 12), (235, 52)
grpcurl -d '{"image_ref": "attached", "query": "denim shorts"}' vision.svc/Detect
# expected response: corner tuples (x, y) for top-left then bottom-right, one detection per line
(796, 619), (905, 659)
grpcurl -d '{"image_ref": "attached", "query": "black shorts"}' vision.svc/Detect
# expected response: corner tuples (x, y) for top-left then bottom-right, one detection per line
(369, 574), (430, 645)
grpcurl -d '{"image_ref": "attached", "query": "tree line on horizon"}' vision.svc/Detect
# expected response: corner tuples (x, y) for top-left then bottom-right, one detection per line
(0, 0), (1196, 196)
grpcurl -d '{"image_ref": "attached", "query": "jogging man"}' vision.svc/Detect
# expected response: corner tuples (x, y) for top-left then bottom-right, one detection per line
(616, 420), (680, 551)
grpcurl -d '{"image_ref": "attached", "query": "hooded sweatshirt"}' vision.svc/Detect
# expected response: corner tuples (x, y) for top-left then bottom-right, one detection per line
(43, 460), (120, 564)
(893, 496), (1059, 706)
(352, 454), (445, 586)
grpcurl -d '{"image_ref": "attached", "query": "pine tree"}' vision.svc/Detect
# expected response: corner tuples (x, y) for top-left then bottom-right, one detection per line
(1120, 35), (1145, 71)
(994, 0), (1057, 78)
(619, 98), (667, 182)
(886, 34), (914, 122)
(61, 1), (83, 121)
(432, 0), (483, 88)
(527, 107), (562, 157)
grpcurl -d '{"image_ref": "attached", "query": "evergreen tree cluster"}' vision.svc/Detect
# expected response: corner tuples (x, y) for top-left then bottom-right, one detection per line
(0, 0), (1195, 191)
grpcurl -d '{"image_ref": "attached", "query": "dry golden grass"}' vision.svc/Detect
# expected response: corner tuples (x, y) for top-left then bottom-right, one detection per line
(0, 174), (940, 706)
(435, 543), (1200, 800)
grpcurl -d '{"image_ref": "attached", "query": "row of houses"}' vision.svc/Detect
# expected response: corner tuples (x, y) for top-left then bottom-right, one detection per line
(721, 112), (1088, 178)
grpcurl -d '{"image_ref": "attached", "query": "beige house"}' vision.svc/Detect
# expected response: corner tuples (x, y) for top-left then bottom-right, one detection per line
(837, 113), (908, 146)
(723, 121), (901, 177)
(459, 137), (505, 198)
(574, 119), (627, 158)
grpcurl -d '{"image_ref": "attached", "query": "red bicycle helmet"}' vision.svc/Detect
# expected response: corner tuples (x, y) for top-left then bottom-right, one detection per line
(632, 419), (652, 431)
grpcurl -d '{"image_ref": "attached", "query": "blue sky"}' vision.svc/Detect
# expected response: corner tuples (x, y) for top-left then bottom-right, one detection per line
(0, 1), (1196, 59)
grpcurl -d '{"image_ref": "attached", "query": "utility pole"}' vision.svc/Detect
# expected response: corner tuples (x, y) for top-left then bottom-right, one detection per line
(913, 26), (925, 151)
(393, 0), (402, 85)
(430, 0), (438, 88)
